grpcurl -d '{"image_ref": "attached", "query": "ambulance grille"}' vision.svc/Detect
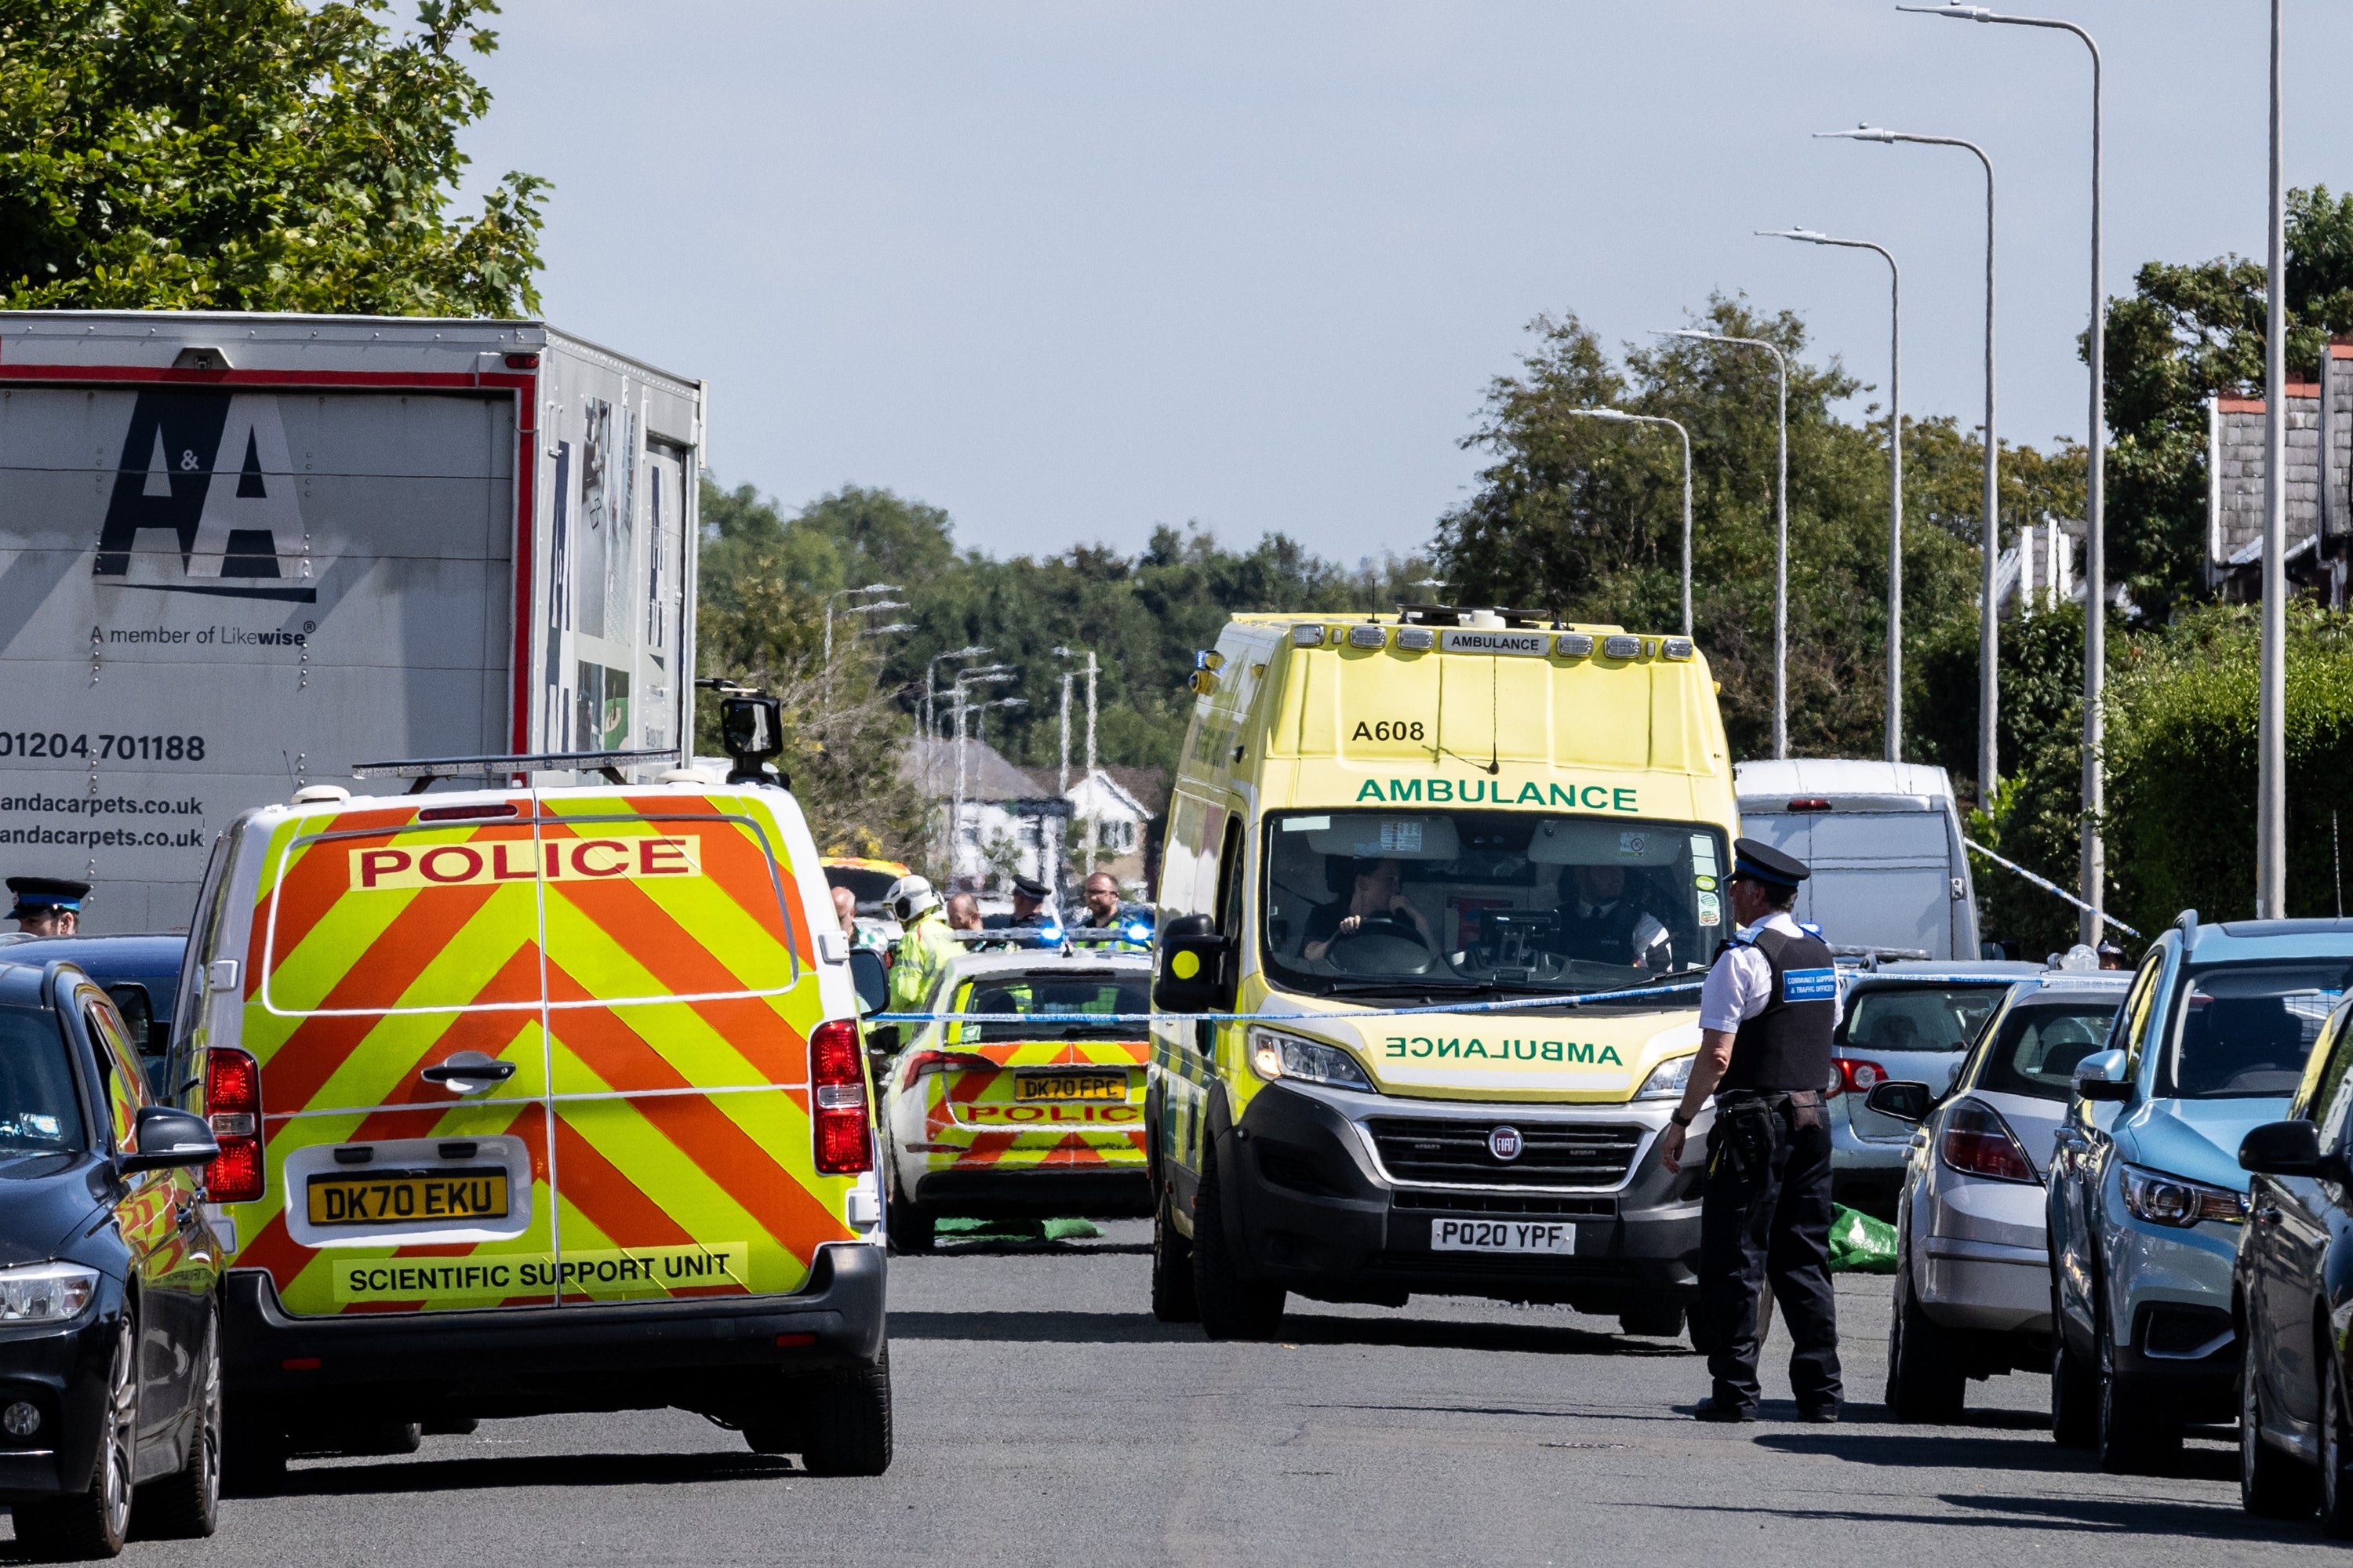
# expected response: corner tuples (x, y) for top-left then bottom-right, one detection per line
(1365, 1118), (1646, 1189)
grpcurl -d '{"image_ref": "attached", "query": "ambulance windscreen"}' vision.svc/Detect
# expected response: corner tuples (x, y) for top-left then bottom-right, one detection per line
(1261, 809), (1729, 998)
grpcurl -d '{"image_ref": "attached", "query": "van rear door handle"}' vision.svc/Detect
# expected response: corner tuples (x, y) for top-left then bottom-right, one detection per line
(421, 1053), (518, 1092)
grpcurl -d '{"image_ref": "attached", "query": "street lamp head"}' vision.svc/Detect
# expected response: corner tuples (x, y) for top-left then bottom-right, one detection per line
(1814, 124), (1897, 144)
(1570, 406), (1635, 422)
(863, 622), (916, 636)
(1896, 3), (1991, 17)
(1758, 227), (1834, 245)
(858, 582), (903, 594)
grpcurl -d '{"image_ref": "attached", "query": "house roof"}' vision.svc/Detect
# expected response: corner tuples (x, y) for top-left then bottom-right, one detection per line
(903, 737), (1054, 802)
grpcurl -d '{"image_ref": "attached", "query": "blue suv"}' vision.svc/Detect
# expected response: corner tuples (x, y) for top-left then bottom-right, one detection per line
(2048, 914), (2353, 1473)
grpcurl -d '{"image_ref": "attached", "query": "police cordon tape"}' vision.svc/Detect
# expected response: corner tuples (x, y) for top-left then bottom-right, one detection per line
(872, 977), (1707, 1026)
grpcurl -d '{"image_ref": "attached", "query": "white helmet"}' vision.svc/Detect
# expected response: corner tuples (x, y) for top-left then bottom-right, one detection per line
(886, 875), (940, 924)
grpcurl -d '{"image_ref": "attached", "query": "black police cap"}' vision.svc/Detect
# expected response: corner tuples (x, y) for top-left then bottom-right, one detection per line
(1010, 875), (1052, 900)
(1729, 838), (1809, 890)
(6, 876), (89, 918)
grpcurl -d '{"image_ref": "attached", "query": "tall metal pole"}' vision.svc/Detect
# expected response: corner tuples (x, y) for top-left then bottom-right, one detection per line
(1563, 408), (1693, 636)
(1059, 671), (1074, 796)
(1664, 329), (1788, 755)
(1819, 127), (1998, 790)
(2259, 0), (2288, 917)
(1084, 652), (1100, 878)
(1765, 230), (1902, 760)
(1906, 2), (2105, 942)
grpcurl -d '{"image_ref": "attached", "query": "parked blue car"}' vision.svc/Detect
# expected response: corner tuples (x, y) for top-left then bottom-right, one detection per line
(2047, 913), (2353, 1473)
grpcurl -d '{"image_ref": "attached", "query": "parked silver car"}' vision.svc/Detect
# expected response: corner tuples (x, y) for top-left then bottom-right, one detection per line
(1829, 964), (2040, 1213)
(1867, 972), (2129, 1419)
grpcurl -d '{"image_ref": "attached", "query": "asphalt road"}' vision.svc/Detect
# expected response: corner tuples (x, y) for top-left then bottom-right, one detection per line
(31, 1221), (2345, 1567)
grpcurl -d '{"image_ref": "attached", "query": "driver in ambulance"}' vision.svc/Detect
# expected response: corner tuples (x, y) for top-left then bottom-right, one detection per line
(1301, 857), (1437, 963)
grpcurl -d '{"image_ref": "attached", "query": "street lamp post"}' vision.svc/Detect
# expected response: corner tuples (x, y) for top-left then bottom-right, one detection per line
(1819, 125), (1998, 795)
(949, 666), (1016, 886)
(1904, 1), (2106, 943)
(1662, 328), (1788, 757)
(2260, 0), (2288, 917)
(823, 584), (906, 663)
(1762, 228), (1903, 762)
(1562, 408), (1694, 637)
(1053, 646), (1101, 873)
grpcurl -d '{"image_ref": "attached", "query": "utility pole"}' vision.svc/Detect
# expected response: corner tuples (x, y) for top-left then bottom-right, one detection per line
(1084, 650), (1099, 877)
(1059, 672), (1074, 796)
(2258, 0), (2288, 918)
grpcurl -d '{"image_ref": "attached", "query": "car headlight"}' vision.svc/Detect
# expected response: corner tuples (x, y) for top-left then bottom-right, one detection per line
(1249, 1028), (1373, 1091)
(2120, 1164), (2247, 1228)
(0, 1262), (99, 1323)
(1635, 1053), (1695, 1101)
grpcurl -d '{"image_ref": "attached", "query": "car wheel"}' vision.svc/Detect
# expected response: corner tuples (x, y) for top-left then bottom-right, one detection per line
(2242, 1350), (2318, 1519)
(136, 1308), (221, 1539)
(1151, 1188), (1198, 1323)
(2096, 1297), (2180, 1475)
(2049, 1271), (2097, 1449)
(796, 1346), (893, 1477)
(220, 1401), (289, 1498)
(2322, 1346), (2353, 1538)
(1191, 1132), (1284, 1341)
(1617, 1303), (1683, 1338)
(15, 1315), (136, 1559)
(887, 1171), (933, 1254)
(1886, 1264), (1966, 1423)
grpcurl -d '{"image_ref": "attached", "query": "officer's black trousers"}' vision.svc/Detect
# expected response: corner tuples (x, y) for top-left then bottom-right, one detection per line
(1694, 1093), (1842, 1413)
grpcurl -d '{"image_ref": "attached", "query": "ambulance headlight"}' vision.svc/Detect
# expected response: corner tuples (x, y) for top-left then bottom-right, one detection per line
(1635, 1053), (1696, 1101)
(1249, 1028), (1373, 1091)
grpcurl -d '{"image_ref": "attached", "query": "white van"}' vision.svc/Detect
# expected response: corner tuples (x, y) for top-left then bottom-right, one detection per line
(1733, 759), (1979, 962)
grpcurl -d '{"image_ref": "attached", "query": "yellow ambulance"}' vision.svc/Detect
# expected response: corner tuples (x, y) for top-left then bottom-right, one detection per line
(1148, 609), (1738, 1338)
(171, 731), (891, 1487)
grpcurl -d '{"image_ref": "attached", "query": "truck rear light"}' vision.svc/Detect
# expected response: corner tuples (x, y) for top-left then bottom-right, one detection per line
(1939, 1098), (2038, 1184)
(1825, 1058), (1886, 1098)
(204, 1047), (266, 1203)
(1787, 797), (1833, 812)
(809, 1020), (872, 1175)
(416, 802), (518, 823)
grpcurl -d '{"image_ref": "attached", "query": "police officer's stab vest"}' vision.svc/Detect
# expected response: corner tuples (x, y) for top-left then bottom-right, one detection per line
(1718, 925), (1838, 1094)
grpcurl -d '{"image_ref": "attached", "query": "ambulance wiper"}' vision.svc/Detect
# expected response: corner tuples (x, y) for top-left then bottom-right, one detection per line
(1319, 977), (1495, 999)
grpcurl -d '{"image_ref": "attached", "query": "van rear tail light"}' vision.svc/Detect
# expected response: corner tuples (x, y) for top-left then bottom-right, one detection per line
(899, 1050), (996, 1092)
(204, 1047), (266, 1203)
(1824, 1058), (1886, 1098)
(1787, 798), (1833, 812)
(809, 1020), (873, 1176)
(1938, 1098), (2038, 1185)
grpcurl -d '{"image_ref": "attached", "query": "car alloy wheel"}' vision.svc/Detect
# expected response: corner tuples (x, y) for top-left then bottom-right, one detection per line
(97, 1319), (136, 1544)
(2324, 1350), (2353, 1537)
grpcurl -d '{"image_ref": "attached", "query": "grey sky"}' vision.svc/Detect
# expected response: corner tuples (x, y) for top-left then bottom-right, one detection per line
(467, 2), (2348, 565)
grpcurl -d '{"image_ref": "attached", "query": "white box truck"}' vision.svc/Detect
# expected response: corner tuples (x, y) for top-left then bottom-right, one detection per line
(0, 311), (704, 932)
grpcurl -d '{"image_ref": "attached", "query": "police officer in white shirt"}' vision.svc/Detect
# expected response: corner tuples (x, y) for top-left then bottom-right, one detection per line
(1657, 838), (1843, 1423)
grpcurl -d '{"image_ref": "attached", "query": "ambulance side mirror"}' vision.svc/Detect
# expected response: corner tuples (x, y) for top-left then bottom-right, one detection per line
(1154, 914), (1233, 1015)
(848, 950), (888, 1017)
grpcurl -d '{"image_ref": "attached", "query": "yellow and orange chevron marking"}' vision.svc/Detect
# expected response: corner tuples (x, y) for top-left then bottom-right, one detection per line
(218, 789), (857, 1318)
(908, 1038), (1150, 1175)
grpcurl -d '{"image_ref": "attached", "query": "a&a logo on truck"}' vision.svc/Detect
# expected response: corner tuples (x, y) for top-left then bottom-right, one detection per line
(91, 391), (317, 602)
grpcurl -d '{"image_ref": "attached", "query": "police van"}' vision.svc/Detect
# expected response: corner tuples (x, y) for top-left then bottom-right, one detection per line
(169, 720), (890, 1486)
(1148, 609), (1739, 1338)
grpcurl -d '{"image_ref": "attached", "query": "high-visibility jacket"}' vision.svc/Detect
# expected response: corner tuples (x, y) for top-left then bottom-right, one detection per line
(889, 908), (960, 1016)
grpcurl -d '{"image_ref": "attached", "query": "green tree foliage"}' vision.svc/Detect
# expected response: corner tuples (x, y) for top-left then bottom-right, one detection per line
(2106, 604), (2353, 933)
(0, 0), (545, 314)
(2104, 186), (2353, 613)
(1435, 300), (2082, 767)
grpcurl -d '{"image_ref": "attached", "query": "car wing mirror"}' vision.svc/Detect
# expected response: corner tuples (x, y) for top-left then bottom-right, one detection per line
(2240, 1118), (2329, 1177)
(2073, 1047), (2134, 1103)
(1153, 914), (1233, 1015)
(1864, 1079), (1933, 1124)
(119, 1105), (219, 1175)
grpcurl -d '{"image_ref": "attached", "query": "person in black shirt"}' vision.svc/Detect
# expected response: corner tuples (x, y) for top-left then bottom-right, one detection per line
(1551, 864), (1671, 970)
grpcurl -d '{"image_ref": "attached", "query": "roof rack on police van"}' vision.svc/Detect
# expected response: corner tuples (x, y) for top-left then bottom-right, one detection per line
(352, 748), (682, 794)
